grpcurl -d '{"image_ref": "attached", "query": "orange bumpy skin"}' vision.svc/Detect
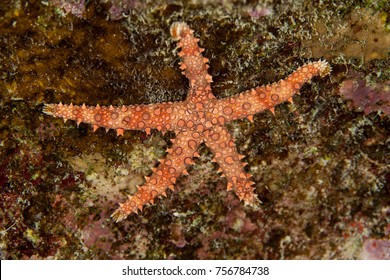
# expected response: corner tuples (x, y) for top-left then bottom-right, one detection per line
(43, 22), (331, 222)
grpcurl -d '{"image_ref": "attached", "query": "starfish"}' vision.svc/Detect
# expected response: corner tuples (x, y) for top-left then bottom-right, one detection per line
(43, 22), (330, 222)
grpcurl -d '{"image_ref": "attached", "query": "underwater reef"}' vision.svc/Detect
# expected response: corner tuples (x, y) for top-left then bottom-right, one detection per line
(0, 0), (389, 259)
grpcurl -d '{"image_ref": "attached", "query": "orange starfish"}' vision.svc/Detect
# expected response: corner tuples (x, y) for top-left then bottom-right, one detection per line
(43, 22), (331, 222)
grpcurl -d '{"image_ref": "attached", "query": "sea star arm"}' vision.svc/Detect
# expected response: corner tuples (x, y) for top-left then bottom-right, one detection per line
(111, 129), (202, 222)
(208, 60), (331, 123)
(170, 22), (215, 102)
(43, 101), (188, 136)
(204, 125), (259, 206)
